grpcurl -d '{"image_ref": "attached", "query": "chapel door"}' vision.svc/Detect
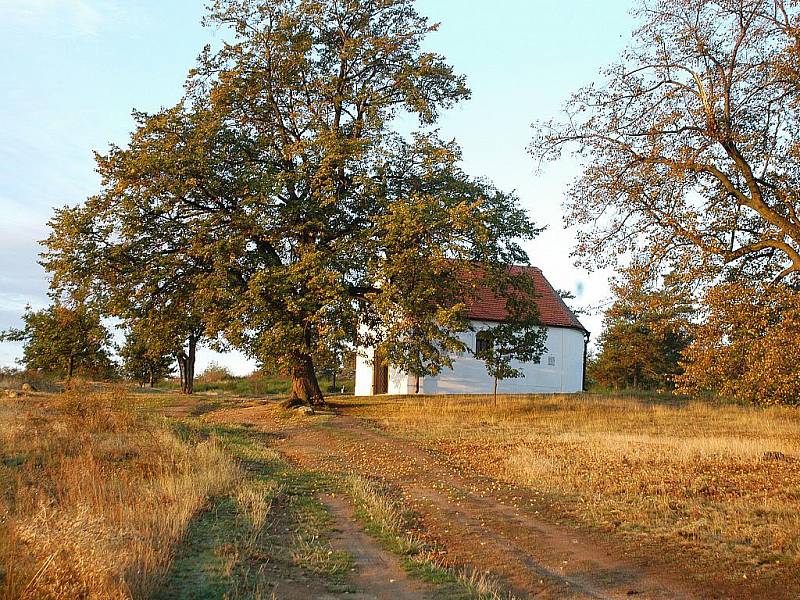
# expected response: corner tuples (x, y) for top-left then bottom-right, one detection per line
(373, 349), (389, 395)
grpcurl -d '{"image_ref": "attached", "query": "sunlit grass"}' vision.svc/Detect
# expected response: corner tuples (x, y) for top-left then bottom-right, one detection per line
(343, 393), (800, 570)
(0, 390), (242, 599)
(344, 474), (516, 600)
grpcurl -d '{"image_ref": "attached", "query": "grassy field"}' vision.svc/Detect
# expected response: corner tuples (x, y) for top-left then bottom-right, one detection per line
(345, 393), (800, 580)
(0, 390), (357, 600)
(2, 388), (798, 598)
(0, 388), (243, 599)
(0, 388), (509, 600)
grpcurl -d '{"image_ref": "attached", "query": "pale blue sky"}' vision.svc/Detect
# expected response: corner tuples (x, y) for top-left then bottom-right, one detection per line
(0, 0), (633, 374)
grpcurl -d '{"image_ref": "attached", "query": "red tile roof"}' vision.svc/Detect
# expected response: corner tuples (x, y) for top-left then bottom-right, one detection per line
(464, 265), (588, 333)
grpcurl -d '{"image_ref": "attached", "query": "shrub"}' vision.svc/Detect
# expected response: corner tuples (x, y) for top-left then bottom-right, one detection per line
(0, 368), (62, 393)
(198, 362), (235, 383)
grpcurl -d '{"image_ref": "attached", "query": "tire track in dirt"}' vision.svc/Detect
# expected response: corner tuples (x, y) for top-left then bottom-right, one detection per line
(275, 415), (705, 600)
(322, 494), (432, 600)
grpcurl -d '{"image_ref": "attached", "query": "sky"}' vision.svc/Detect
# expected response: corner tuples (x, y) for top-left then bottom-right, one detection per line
(0, 0), (634, 375)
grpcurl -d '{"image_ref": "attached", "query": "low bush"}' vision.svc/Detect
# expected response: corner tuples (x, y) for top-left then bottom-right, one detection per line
(197, 362), (235, 383)
(0, 368), (62, 393)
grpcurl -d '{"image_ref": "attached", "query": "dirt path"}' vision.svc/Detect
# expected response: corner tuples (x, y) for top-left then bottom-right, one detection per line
(261, 492), (427, 600)
(206, 403), (776, 599)
(270, 415), (700, 600)
(322, 494), (432, 600)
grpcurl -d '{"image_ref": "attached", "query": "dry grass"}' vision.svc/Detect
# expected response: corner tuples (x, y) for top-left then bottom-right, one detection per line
(347, 394), (800, 573)
(0, 370), (61, 394)
(345, 474), (424, 556)
(0, 389), (242, 599)
(235, 480), (279, 534)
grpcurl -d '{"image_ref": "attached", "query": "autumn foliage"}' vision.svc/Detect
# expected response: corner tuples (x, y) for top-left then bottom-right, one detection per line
(42, 0), (539, 405)
(590, 274), (692, 391)
(534, 0), (800, 404)
(677, 282), (800, 406)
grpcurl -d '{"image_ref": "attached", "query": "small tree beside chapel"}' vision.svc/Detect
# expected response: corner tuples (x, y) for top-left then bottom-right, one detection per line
(474, 275), (548, 402)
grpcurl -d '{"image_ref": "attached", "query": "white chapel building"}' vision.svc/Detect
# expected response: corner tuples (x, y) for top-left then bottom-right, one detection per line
(355, 266), (589, 396)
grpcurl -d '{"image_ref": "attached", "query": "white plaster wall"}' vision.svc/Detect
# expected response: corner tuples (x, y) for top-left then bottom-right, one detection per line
(388, 367), (409, 395)
(354, 322), (586, 396)
(354, 345), (375, 397)
(431, 323), (586, 394)
(355, 346), (414, 395)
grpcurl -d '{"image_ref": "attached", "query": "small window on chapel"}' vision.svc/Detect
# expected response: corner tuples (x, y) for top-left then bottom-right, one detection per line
(548, 356), (556, 367)
(476, 331), (492, 354)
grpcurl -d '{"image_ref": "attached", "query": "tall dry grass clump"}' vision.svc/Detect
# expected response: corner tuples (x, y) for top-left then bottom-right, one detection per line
(0, 389), (241, 599)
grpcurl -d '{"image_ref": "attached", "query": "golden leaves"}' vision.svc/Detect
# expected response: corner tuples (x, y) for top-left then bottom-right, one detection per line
(677, 282), (800, 406)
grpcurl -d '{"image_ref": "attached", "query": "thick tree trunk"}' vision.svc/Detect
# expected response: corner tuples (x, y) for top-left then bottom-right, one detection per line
(288, 354), (324, 406)
(415, 373), (420, 394)
(176, 335), (198, 395)
(148, 368), (154, 388)
(67, 355), (75, 381)
(177, 352), (187, 392)
(331, 369), (337, 392)
(493, 375), (498, 407)
(185, 336), (196, 395)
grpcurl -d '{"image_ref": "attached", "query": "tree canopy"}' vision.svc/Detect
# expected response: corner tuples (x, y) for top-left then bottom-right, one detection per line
(532, 0), (800, 284)
(119, 325), (177, 387)
(43, 0), (541, 404)
(0, 304), (115, 380)
(589, 272), (693, 391)
(676, 280), (800, 405)
(533, 0), (800, 404)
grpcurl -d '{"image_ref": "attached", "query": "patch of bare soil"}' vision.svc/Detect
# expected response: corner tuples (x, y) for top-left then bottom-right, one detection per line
(277, 417), (693, 599)
(323, 493), (432, 600)
(203, 403), (434, 599)
(253, 493), (346, 600)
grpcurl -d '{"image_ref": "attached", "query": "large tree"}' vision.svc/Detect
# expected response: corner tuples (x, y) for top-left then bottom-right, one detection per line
(0, 304), (115, 380)
(44, 0), (539, 405)
(532, 0), (800, 284)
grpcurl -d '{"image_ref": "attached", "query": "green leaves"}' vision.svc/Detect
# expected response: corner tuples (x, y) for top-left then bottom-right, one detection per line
(589, 270), (693, 391)
(119, 324), (177, 386)
(1, 304), (116, 379)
